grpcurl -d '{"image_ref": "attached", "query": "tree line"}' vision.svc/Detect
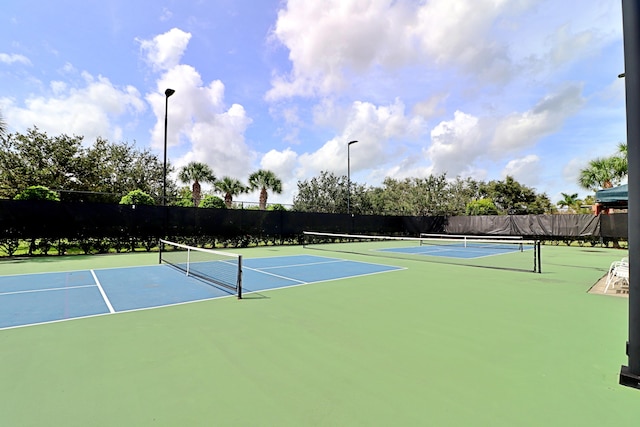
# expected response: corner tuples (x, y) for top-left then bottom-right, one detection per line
(292, 142), (629, 216)
(292, 171), (554, 216)
(0, 128), (283, 210)
(0, 126), (627, 216)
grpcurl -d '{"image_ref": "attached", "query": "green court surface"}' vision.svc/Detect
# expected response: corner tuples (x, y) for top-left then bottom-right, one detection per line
(1, 244), (638, 426)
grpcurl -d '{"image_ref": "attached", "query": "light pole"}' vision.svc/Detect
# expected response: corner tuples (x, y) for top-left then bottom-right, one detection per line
(347, 140), (358, 214)
(163, 88), (175, 206)
(620, 0), (640, 390)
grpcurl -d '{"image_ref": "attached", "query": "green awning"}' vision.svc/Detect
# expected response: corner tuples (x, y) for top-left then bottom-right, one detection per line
(596, 184), (628, 204)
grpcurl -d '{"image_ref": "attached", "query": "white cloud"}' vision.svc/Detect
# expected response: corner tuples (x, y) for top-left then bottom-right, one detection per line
(60, 62), (76, 74)
(412, 93), (448, 120)
(412, 0), (524, 82)
(257, 148), (300, 203)
(160, 7), (173, 22)
(312, 98), (349, 129)
(425, 110), (485, 176)
(491, 84), (585, 154)
(502, 154), (541, 186)
(261, 147), (298, 177)
(2, 73), (145, 141)
(296, 99), (424, 179)
(548, 25), (596, 67)
(178, 103), (254, 178)
(0, 53), (31, 65)
(379, 157), (433, 182)
(267, 0), (530, 100)
(504, 2), (622, 85)
(562, 157), (585, 187)
(138, 28), (191, 71)
(421, 85), (586, 181)
(50, 81), (67, 95)
(268, 0), (412, 100)
(141, 29), (256, 181)
(262, 98), (430, 200)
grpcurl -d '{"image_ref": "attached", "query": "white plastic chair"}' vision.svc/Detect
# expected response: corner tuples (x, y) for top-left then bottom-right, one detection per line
(604, 260), (629, 293)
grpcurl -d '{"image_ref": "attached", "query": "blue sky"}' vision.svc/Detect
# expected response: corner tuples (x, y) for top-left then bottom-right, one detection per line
(0, 0), (627, 206)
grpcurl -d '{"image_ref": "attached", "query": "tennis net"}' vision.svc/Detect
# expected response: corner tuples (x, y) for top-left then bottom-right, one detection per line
(419, 233), (524, 251)
(303, 231), (541, 273)
(159, 239), (243, 298)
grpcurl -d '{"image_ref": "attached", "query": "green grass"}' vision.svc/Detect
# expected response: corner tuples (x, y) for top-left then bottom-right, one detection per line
(0, 245), (638, 426)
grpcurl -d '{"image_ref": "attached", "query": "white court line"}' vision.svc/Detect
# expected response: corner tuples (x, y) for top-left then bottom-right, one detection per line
(377, 244), (530, 259)
(256, 259), (347, 271)
(91, 270), (115, 314)
(243, 257), (403, 286)
(241, 265), (407, 295)
(0, 284), (95, 296)
(242, 265), (308, 284)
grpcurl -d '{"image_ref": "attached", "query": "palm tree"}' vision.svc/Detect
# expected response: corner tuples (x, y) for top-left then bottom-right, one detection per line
(248, 169), (283, 210)
(578, 143), (627, 191)
(578, 158), (620, 191)
(557, 192), (580, 213)
(612, 142), (628, 175)
(178, 162), (216, 207)
(214, 176), (247, 208)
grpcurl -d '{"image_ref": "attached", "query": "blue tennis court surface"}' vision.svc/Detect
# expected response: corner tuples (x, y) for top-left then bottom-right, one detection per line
(0, 255), (402, 329)
(378, 242), (533, 259)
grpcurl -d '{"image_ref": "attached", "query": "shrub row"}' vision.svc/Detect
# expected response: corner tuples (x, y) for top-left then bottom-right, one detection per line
(0, 233), (305, 257)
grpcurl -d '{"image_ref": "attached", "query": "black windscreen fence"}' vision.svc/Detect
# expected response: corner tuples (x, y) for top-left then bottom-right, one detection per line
(0, 200), (628, 242)
(445, 215), (512, 235)
(600, 213), (628, 239)
(511, 214), (601, 238)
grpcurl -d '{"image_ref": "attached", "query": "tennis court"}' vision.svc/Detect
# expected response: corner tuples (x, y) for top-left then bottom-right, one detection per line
(382, 238), (533, 259)
(0, 242), (638, 426)
(0, 254), (402, 329)
(303, 232), (542, 272)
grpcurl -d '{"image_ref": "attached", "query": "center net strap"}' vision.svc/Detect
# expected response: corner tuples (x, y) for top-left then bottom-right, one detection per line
(159, 239), (243, 299)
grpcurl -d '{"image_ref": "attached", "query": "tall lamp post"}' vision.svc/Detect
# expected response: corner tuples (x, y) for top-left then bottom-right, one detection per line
(347, 140), (358, 214)
(163, 88), (175, 206)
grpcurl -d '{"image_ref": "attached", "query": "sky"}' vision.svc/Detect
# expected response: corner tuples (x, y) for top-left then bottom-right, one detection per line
(0, 0), (628, 206)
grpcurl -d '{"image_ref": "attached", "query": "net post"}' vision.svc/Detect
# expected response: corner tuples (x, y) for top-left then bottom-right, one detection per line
(186, 248), (191, 276)
(237, 255), (243, 299)
(158, 239), (163, 264)
(538, 240), (542, 273)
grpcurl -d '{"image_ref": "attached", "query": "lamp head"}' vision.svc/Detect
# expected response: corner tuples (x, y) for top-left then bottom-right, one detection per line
(165, 88), (176, 97)
(348, 140), (358, 146)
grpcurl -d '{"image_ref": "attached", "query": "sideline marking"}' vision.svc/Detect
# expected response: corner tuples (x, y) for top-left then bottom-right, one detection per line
(257, 258), (347, 271)
(243, 265), (308, 284)
(91, 270), (115, 314)
(0, 284), (95, 296)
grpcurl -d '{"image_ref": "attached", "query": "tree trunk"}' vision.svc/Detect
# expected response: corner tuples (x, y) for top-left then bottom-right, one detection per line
(225, 193), (232, 208)
(259, 188), (268, 210)
(192, 180), (201, 207)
